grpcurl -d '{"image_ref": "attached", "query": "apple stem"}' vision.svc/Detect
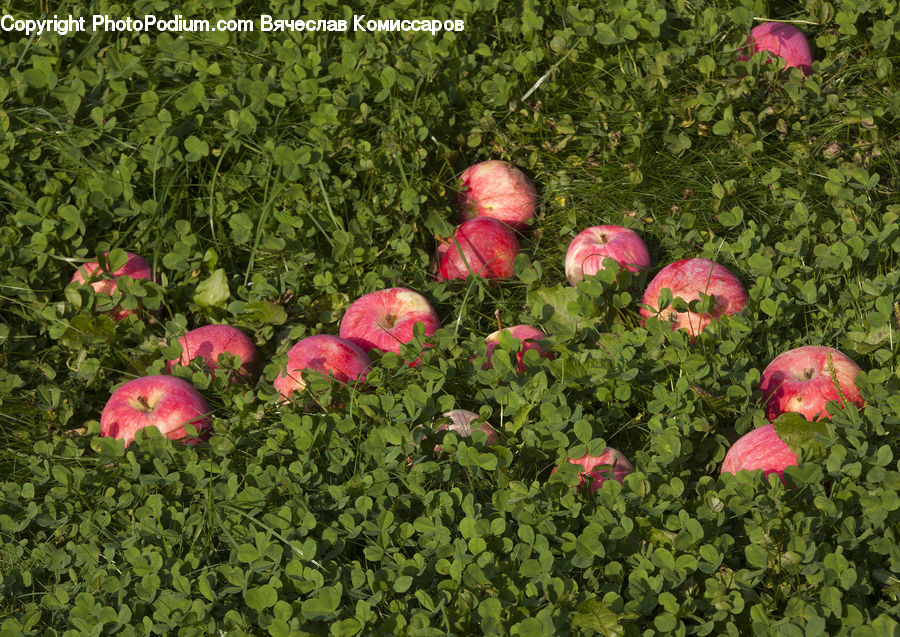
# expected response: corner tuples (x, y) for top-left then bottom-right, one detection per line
(495, 310), (502, 332)
(137, 396), (150, 410)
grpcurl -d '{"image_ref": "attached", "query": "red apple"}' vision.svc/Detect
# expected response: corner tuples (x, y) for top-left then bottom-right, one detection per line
(721, 424), (798, 481)
(429, 409), (499, 453)
(436, 217), (521, 281)
(339, 287), (441, 361)
(739, 22), (813, 76)
(166, 324), (260, 383)
(759, 345), (863, 422)
(565, 225), (651, 286)
(484, 325), (553, 373)
(274, 334), (371, 400)
(554, 447), (634, 493)
(100, 375), (211, 447)
(458, 160), (537, 230)
(640, 258), (747, 339)
(70, 251), (155, 320)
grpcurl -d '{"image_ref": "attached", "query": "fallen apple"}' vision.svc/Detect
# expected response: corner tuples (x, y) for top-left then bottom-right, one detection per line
(554, 447), (634, 493)
(100, 375), (211, 447)
(739, 21), (813, 76)
(484, 324), (553, 373)
(640, 257), (747, 339)
(721, 424), (798, 482)
(166, 324), (261, 383)
(565, 225), (651, 286)
(436, 217), (521, 281)
(339, 287), (441, 361)
(427, 409), (499, 453)
(759, 345), (863, 422)
(458, 160), (537, 230)
(70, 250), (155, 320)
(274, 334), (371, 400)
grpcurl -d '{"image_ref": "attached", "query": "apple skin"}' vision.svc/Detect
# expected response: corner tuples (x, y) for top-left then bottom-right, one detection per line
(458, 160), (537, 230)
(339, 287), (441, 361)
(274, 334), (371, 400)
(429, 409), (499, 453)
(721, 424), (798, 481)
(436, 217), (521, 281)
(553, 447), (634, 493)
(565, 225), (651, 286)
(70, 251), (155, 320)
(100, 375), (211, 447)
(759, 345), (863, 422)
(484, 325), (554, 374)
(739, 22), (813, 76)
(166, 324), (260, 383)
(640, 258), (748, 339)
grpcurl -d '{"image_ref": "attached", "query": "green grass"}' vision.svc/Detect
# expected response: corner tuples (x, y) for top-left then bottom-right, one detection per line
(2, 0), (900, 634)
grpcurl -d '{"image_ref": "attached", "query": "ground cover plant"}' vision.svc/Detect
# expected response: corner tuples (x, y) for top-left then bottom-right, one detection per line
(1, 0), (900, 634)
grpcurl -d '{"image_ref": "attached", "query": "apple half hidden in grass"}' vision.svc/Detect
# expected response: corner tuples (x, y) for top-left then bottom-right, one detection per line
(166, 324), (261, 384)
(70, 250), (155, 320)
(739, 21), (813, 77)
(274, 334), (371, 401)
(428, 409), (499, 454)
(339, 287), (441, 364)
(640, 257), (747, 339)
(484, 324), (554, 374)
(100, 375), (211, 447)
(553, 447), (634, 493)
(721, 424), (798, 482)
(759, 345), (863, 422)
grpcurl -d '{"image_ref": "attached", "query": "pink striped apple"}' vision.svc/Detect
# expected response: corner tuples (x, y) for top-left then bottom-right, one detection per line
(436, 217), (521, 281)
(166, 324), (260, 383)
(429, 409), (499, 453)
(721, 424), (798, 481)
(565, 225), (651, 286)
(554, 447), (634, 493)
(339, 288), (441, 363)
(100, 375), (210, 447)
(484, 325), (553, 374)
(640, 258), (747, 339)
(739, 22), (813, 76)
(70, 251), (155, 320)
(274, 334), (371, 400)
(458, 160), (537, 230)
(759, 346), (863, 422)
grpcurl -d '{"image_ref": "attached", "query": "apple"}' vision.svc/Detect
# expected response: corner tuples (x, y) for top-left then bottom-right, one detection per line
(484, 325), (554, 373)
(640, 258), (747, 339)
(436, 217), (521, 281)
(565, 225), (651, 286)
(759, 345), (864, 422)
(458, 160), (537, 230)
(100, 375), (211, 447)
(339, 287), (441, 361)
(721, 424), (798, 481)
(426, 409), (499, 453)
(274, 334), (371, 400)
(70, 251), (155, 320)
(739, 22), (813, 76)
(166, 324), (260, 383)
(554, 447), (634, 493)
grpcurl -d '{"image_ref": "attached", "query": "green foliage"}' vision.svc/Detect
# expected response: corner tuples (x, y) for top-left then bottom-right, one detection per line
(2, 0), (900, 634)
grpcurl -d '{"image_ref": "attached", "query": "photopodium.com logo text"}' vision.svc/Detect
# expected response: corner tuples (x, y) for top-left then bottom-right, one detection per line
(0, 14), (467, 36)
